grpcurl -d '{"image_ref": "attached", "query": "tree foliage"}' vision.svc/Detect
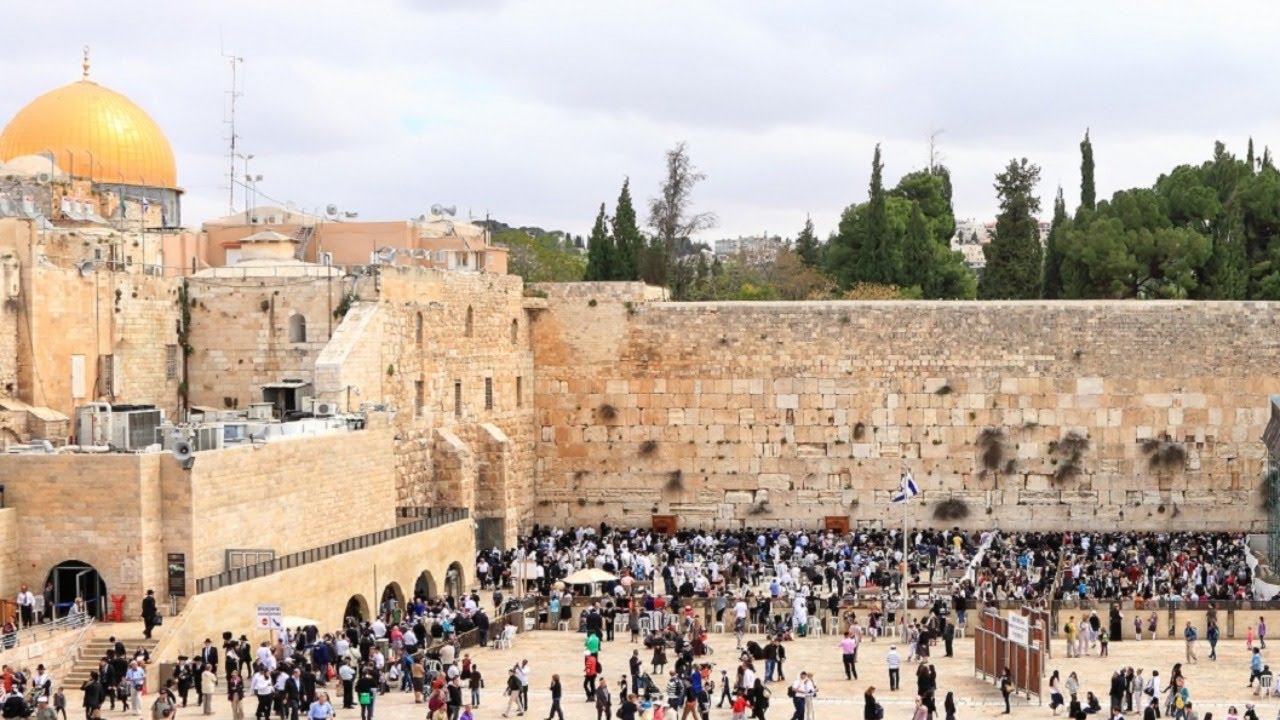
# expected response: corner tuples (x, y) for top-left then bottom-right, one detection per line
(494, 229), (586, 283)
(1042, 187), (1068, 299)
(1080, 129), (1097, 212)
(583, 203), (614, 281)
(794, 215), (821, 267)
(648, 142), (717, 299)
(611, 178), (642, 281)
(980, 158), (1043, 299)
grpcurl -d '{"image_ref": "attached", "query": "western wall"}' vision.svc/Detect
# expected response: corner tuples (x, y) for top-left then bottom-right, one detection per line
(529, 283), (1280, 532)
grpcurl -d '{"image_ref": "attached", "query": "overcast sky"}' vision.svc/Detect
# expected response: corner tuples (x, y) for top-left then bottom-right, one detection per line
(2, 1), (1278, 241)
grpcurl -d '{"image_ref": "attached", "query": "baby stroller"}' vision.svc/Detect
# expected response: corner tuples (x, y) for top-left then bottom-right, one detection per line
(638, 673), (662, 702)
(1, 693), (32, 719)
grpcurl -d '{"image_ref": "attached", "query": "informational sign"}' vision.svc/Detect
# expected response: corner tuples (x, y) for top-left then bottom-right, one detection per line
(167, 553), (186, 597)
(256, 603), (282, 630)
(1007, 613), (1030, 646)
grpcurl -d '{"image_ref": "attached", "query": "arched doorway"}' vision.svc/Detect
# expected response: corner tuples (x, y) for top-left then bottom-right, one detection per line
(44, 560), (107, 620)
(343, 594), (369, 624)
(445, 562), (466, 599)
(414, 571), (437, 601)
(380, 582), (405, 620)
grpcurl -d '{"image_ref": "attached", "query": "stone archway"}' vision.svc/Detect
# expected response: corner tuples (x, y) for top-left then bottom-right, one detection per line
(445, 561), (466, 599)
(380, 582), (405, 620)
(414, 570), (438, 601)
(343, 594), (370, 623)
(44, 559), (108, 620)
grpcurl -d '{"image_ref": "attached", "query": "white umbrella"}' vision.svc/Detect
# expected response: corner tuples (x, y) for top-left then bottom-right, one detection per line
(278, 615), (321, 628)
(562, 568), (618, 585)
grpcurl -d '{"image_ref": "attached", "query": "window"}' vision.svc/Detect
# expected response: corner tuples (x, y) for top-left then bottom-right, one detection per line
(288, 313), (307, 343)
(464, 306), (474, 338)
(484, 377), (493, 410)
(414, 380), (424, 418)
(510, 319), (518, 345)
(70, 355), (86, 399)
(98, 354), (115, 396)
(516, 376), (523, 408)
(166, 345), (178, 380)
(415, 312), (424, 347)
(453, 381), (463, 418)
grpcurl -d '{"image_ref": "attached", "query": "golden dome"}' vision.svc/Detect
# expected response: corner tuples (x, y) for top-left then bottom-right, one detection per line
(0, 70), (177, 189)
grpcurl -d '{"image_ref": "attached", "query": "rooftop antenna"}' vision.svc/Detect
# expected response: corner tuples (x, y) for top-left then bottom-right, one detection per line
(81, 45), (91, 81)
(222, 44), (244, 215)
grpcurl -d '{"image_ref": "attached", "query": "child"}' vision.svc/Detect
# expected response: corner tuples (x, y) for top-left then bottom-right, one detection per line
(730, 691), (752, 720)
(53, 687), (67, 720)
(1099, 631), (1109, 657)
(1134, 616), (1143, 641)
(459, 705), (474, 720)
(1250, 625), (1256, 650)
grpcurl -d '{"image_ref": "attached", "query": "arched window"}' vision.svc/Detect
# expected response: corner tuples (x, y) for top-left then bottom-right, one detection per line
(415, 312), (424, 347)
(288, 313), (307, 343)
(510, 318), (518, 345)
(465, 306), (474, 338)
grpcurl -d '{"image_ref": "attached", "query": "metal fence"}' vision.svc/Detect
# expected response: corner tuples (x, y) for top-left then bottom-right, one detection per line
(195, 508), (468, 594)
(0, 614), (93, 651)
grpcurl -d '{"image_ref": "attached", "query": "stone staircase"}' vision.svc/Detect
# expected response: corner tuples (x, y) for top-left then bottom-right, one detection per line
(63, 635), (158, 688)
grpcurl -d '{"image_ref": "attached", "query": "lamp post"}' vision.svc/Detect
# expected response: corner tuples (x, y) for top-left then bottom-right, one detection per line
(236, 153), (254, 224)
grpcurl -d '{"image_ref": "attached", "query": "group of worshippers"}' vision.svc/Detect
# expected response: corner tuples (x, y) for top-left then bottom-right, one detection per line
(1057, 532), (1256, 602)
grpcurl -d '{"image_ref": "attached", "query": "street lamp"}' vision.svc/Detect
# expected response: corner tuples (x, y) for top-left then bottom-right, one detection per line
(236, 153), (254, 223)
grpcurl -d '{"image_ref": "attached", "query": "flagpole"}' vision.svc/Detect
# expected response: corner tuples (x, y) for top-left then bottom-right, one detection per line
(901, 484), (908, 630)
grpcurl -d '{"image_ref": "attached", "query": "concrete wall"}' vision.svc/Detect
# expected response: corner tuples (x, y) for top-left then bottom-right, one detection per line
(531, 293), (1280, 531)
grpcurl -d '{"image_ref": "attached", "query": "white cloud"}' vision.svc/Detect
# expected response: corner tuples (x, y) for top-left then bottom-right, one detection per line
(1, 0), (1277, 240)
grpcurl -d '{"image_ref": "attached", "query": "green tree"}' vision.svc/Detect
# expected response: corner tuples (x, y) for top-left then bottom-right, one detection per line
(794, 215), (821, 267)
(583, 203), (615, 281)
(1080, 129), (1097, 212)
(647, 142), (717, 299)
(899, 201), (933, 293)
(611, 178), (642, 280)
(493, 229), (587, 282)
(980, 158), (1044, 299)
(1042, 187), (1069, 298)
(863, 144), (899, 284)
(1061, 188), (1212, 298)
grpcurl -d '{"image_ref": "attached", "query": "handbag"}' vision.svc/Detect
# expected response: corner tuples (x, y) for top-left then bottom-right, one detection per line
(154, 615), (164, 627)
(358, 693), (371, 706)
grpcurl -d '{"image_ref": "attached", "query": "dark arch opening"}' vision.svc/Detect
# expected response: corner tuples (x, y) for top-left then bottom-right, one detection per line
(343, 594), (369, 624)
(414, 571), (438, 601)
(380, 582), (405, 619)
(446, 561), (466, 599)
(43, 560), (107, 621)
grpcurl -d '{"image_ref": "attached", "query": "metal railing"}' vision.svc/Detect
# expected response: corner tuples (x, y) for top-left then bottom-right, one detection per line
(0, 614), (93, 651)
(195, 508), (468, 593)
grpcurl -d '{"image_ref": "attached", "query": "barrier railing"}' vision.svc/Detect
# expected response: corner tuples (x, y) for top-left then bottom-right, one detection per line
(194, 508), (468, 593)
(0, 614), (93, 651)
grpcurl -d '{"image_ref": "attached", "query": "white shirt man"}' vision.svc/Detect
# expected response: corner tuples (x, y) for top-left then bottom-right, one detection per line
(370, 619), (386, 639)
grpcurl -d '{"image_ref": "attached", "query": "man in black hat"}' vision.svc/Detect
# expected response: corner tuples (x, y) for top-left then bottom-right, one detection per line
(141, 590), (158, 639)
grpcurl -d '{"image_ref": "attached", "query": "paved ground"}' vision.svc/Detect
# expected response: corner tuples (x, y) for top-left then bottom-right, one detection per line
(107, 629), (1280, 720)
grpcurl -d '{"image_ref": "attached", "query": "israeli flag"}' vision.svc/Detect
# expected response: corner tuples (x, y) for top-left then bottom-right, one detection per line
(891, 470), (920, 503)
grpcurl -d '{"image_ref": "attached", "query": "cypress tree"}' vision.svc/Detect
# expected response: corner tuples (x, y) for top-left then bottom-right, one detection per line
(899, 201), (933, 292)
(862, 144), (898, 284)
(979, 158), (1043, 299)
(794, 215), (821, 267)
(1248, 138), (1257, 172)
(1080, 129), (1096, 212)
(583, 203), (615, 281)
(1042, 187), (1068, 299)
(611, 178), (641, 280)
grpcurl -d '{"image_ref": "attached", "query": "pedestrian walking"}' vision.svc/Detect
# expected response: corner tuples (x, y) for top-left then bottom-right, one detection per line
(840, 632), (859, 680)
(1185, 623), (1198, 664)
(546, 674), (563, 720)
(887, 646), (901, 691)
(1000, 669), (1014, 715)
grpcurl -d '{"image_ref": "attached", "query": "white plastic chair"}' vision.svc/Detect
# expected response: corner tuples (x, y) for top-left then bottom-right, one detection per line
(713, 622), (725, 634)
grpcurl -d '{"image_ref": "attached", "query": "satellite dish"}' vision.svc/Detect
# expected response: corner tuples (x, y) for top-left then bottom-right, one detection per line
(325, 204), (338, 217)
(172, 441), (193, 465)
(442, 205), (457, 217)
(77, 260), (95, 277)
(430, 204), (443, 216)
(374, 246), (398, 264)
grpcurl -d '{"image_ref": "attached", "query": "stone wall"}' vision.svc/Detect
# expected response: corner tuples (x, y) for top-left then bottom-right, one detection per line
(0, 508), (17, 600)
(0, 452), (167, 615)
(14, 265), (180, 421)
(316, 269), (539, 546)
(531, 296), (1280, 532)
(185, 273), (344, 410)
(148, 517), (475, 687)
(182, 429), (398, 581)
(0, 621), (95, 681)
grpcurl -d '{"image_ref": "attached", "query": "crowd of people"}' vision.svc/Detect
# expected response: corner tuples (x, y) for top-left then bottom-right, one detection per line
(1056, 533), (1255, 603)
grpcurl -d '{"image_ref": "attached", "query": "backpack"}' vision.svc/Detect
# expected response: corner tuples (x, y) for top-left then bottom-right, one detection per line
(875, 703), (885, 720)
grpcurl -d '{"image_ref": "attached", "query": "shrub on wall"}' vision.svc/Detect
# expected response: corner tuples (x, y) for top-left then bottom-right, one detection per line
(977, 427), (1006, 472)
(933, 498), (971, 521)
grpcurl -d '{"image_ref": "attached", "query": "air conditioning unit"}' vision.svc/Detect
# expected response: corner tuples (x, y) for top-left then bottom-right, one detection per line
(313, 401), (337, 418)
(108, 407), (165, 451)
(75, 403), (113, 446)
(247, 402), (274, 421)
(191, 425), (223, 451)
(36, 172), (51, 184)
(156, 422), (179, 451)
